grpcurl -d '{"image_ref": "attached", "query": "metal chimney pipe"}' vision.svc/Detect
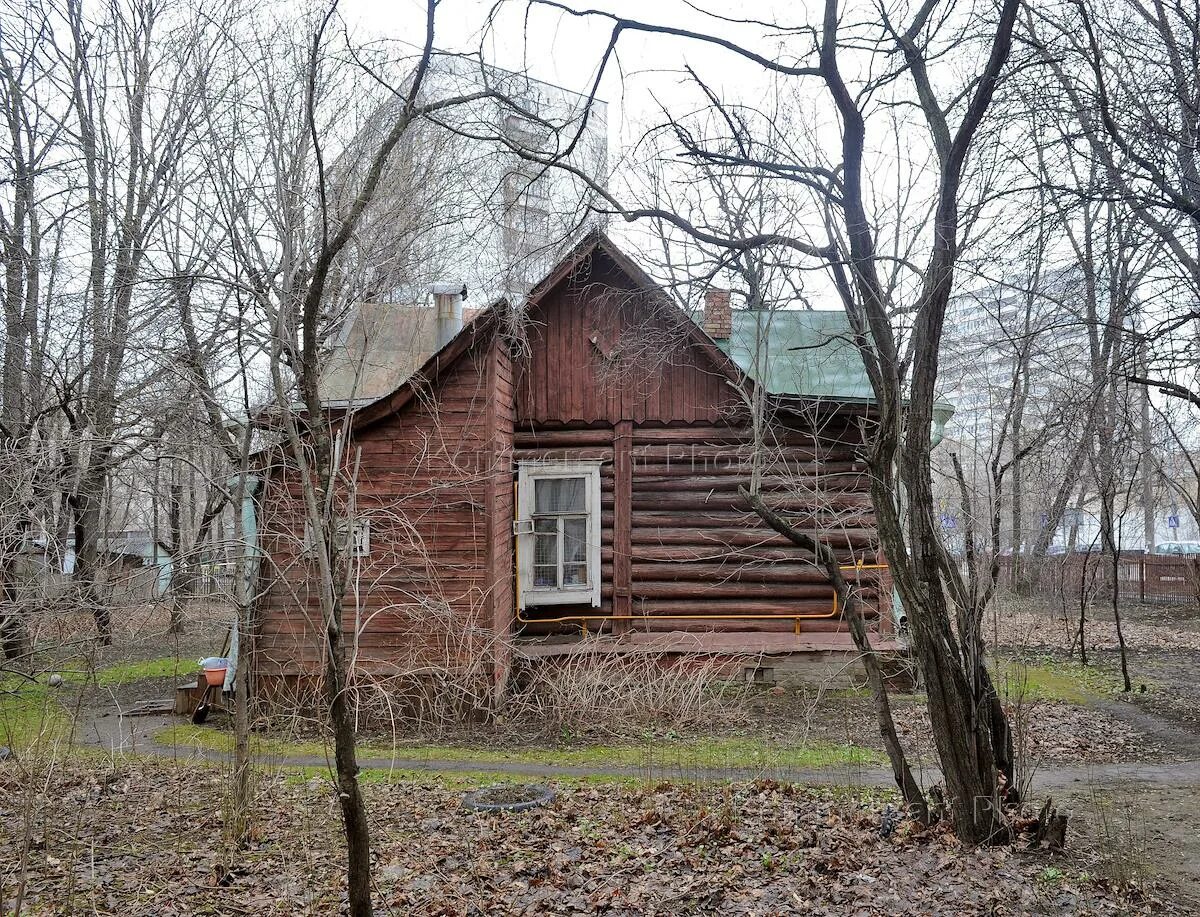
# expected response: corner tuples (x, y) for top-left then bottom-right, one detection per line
(432, 282), (467, 350)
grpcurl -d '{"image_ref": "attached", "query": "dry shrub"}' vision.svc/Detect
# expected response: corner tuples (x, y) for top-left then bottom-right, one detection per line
(345, 598), (499, 736)
(259, 594), (756, 742)
(503, 648), (752, 740)
(348, 664), (494, 736)
(1076, 783), (1157, 897)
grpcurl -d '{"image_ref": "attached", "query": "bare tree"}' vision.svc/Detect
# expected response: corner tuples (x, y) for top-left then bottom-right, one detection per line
(32, 0), (219, 643)
(630, 152), (930, 819)
(1034, 0), (1200, 440)
(192, 2), (527, 910)
(485, 0), (1022, 842)
(0, 2), (66, 661)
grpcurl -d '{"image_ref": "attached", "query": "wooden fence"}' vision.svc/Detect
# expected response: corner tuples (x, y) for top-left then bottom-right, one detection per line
(996, 553), (1200, 604)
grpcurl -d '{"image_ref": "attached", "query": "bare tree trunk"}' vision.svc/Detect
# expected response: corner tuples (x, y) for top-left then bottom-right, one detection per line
(1139, 363), (1156, 554)
(949, 452), (1018, 800)
(743, 487), (929, 822)
(167, 478), (185, 634)
(1076, 549), (1090, 665)
(230, 471), (258, 844)
(72, 465), (110, 644)
(1028, 435), (1089, 572)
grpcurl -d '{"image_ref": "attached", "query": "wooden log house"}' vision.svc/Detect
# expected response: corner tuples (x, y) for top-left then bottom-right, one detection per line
(253, 233), (903, 699)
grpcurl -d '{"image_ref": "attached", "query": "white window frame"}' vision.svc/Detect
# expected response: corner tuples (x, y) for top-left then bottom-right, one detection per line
(304, 517), (371, 558)
(516, 460), (602, 608)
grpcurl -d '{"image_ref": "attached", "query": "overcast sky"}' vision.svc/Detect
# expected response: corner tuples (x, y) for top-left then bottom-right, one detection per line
(340, 0), (800, 153)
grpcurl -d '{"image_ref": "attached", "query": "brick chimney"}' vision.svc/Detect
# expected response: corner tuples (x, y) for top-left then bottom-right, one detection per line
(703, 288), (732, 340)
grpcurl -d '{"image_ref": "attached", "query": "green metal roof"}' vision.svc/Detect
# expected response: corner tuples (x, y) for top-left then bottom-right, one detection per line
(715, 309), (876, 401)
(712, 309), (954, 439)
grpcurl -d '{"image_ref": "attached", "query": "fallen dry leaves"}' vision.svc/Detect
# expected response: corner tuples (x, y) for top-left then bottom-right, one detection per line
(0, 761), (1165, 916)
(990, 604), (1200, 655)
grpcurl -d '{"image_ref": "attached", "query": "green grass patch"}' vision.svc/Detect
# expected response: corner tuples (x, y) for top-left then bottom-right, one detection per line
(280, 765), (646, 789)
(154, 723), (883, 772)
(93, 655), (194, 686)
(0, 676), (74, 754)
(991, 655), (1129, 705)
(1, 654), (194, 755)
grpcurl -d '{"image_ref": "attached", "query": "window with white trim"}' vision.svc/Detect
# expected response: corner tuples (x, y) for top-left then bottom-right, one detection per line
(304, 517), (371, 558)
(516, 461), (602, 607)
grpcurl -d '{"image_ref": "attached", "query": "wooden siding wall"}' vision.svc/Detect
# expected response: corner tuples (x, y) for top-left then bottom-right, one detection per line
(627, 423), (887, 633)
(485, 344), (516, 696)
(509, 249), (889, 639)
(515, 256), (738, 425)
(256, 243), (893, 686)
(256, 339), (512, 680)
(512, 421), (890, 637)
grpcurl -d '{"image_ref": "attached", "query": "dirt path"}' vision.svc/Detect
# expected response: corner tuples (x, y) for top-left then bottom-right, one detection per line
(80, 708), (1200, 789)
(78, 688), (1200, 908)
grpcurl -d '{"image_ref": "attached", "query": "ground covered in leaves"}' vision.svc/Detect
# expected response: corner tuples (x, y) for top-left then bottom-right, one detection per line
(0, 761), (1171, 916)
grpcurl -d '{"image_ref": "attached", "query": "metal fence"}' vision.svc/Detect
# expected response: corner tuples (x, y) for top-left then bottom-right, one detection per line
(996, 553), (1200, 604)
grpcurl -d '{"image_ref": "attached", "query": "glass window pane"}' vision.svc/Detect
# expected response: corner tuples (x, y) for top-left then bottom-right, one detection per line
(562, 563), (587, 586)
(534, 533), (558, 569)
(563, 517), (587, 564)
(533, 565), (557, 587)
(533, 517), (557, 534)
(534, 476), (585, 514)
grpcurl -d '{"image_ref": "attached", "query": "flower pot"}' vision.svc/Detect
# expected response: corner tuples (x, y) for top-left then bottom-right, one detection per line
(199, 656), (229, 687)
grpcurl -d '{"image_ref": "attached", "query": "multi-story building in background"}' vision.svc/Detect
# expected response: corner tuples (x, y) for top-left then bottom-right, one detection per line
(321, 55), (608, 404)
(940, 265), (1092, 442)
(939, 266), (1196, 551)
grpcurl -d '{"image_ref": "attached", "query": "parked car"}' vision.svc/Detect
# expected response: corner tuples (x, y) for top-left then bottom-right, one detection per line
(1155, 541), (1200, 556)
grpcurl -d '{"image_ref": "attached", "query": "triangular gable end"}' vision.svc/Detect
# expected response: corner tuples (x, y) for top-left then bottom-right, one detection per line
(351, 230), (751, 433)
(514, 235), (751, 426)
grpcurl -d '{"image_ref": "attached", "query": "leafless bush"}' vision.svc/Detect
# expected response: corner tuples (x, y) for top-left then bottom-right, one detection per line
(259, 605), (754, 743)
(504, 649), (752, 740)
(1077, 783), (1156, 897)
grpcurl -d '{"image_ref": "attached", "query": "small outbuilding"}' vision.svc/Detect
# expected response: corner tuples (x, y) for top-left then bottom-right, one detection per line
(253, 233), (900, 700)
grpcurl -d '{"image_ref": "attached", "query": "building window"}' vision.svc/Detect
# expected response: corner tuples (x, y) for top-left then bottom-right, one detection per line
(516, 461), (602, 607)
(304, 517), (371, 558)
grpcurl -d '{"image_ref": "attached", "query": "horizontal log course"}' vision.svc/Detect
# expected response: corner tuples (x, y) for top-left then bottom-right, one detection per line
(511, 613), (865, 636)
(630, 562), (829, 584)
(628, 460), (864, 475)
(512, 448), (615, 462)
(630, 492), (873, 514)
(630, 545), (873, 564)
(629, 511), (875, 536)
(632, 581), (838, 600)
(630, 426), (856, 446)
(631, 443), (859, 462)
(800, 618), (862, 631)
(634, 619), (799, 633)
(514, 429), (614, 447)
(630, 598), (836, 615)
(631, 513), (875, 534)
(630, 527), (879, 549)
(630, 473), (868, 493)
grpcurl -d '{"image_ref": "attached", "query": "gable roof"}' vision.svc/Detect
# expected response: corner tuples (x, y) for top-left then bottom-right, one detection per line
(319, 301), (485, 405)
(349, 230), (888, 433)
(350, 230), (739, 432)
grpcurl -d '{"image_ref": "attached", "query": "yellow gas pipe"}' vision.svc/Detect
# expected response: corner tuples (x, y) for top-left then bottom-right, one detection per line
(511, 483), (888, 635)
